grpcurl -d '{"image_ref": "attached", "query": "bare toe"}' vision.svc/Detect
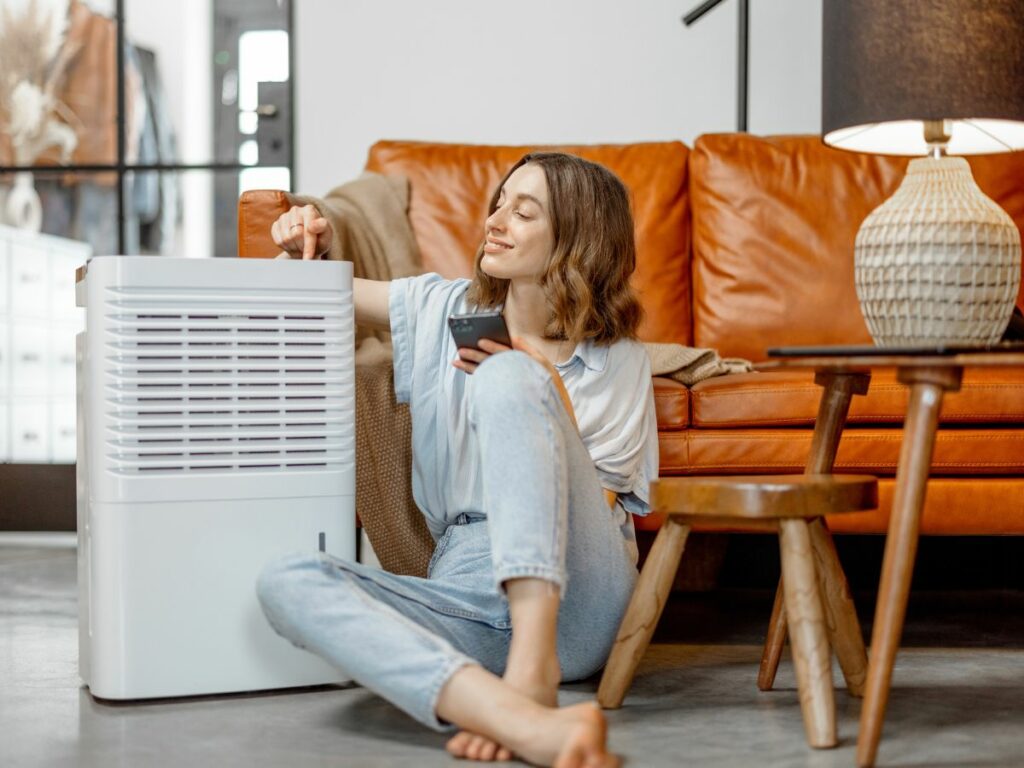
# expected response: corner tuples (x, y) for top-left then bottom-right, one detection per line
(446, 731), (473, 757)
(477, 738), (499, 761)
(467, 734), (490, 760)
(496, 746), (513, 761)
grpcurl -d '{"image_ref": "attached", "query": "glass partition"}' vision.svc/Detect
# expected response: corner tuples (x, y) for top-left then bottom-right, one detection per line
(0, 0), (293, 482)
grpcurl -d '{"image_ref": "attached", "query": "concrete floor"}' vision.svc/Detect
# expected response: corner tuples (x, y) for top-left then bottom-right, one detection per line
(2, 537), (1022, 767)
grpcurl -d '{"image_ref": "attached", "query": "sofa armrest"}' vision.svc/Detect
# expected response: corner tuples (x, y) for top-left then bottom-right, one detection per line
(237, 189), (296, 258)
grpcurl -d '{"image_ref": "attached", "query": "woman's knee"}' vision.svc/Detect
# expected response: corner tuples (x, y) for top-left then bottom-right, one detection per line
(472, 351), (548, 413)
(255, 552), (317, 626)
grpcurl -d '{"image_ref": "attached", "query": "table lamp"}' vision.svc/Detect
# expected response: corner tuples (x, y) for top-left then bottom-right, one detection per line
(822, 0), (1024, 347)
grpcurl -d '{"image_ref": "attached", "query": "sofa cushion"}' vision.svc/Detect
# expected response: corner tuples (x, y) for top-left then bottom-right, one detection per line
(366, 140), (692, 344)
(668, 427), (1024, 477)
(653, 376), (689, 430)
(690, 368), (1024, 427)
(689, 134), (1024, 362)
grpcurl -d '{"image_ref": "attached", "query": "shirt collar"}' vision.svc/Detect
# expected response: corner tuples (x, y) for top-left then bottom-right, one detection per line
(556, 337), (608, 373)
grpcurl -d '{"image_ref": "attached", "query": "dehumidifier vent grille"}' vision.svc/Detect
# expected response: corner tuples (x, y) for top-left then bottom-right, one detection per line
(101, 286), (354, 475)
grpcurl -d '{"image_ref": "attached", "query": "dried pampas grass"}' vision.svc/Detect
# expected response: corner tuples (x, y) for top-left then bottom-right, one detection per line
(0, 0), (77, 164)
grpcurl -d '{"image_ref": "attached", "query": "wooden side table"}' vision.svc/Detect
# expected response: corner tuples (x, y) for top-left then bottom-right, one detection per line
(760, 348), (1024, 767)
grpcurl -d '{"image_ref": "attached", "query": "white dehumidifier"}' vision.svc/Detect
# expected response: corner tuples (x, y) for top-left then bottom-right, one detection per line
(76, 256), (355, 699)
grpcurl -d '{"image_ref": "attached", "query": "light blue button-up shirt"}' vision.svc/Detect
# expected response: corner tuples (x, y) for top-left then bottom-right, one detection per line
(389, 273), (659, 539)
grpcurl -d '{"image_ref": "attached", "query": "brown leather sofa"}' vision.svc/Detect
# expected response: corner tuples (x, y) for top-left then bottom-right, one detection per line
(238, 135), (1024, 537)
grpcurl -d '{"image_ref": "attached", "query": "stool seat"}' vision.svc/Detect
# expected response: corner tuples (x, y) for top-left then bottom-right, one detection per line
(652, 474), (878, 519)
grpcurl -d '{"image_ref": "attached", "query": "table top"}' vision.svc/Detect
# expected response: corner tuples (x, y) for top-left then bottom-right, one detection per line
(758, 343), (1024, 371)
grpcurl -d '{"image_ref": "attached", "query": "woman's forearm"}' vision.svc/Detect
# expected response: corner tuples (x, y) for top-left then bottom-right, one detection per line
(353, 277), (391, 331)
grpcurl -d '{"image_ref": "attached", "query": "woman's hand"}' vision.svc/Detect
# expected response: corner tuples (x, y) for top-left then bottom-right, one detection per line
(454, 336), (578, 430)
(271, 204), (333, 260)
(451, 338), (511, 375)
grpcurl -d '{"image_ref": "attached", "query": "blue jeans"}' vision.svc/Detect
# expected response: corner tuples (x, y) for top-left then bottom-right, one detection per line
(256, 352), (639, 730)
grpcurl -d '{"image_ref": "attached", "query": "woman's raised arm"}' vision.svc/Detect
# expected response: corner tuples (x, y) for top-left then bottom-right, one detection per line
(352, 278), (390, 331)
(271, 204), (390, 331)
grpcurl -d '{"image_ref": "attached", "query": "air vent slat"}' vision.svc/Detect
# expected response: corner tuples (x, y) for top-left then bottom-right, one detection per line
(101, 286), (354, 477)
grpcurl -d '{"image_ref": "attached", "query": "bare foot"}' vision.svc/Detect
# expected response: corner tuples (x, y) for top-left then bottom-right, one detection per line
(446, 660), (560, 761)
(536, 702), (618, 768)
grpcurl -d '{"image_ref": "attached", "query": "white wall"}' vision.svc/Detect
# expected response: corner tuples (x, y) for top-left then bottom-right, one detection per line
(294, 0), (823, 195)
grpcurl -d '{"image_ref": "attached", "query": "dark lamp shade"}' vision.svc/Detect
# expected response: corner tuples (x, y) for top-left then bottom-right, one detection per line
(822, 0), (1024, 155)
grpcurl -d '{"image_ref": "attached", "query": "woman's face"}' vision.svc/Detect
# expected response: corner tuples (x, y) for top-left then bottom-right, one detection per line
(480, 163), (554, 282)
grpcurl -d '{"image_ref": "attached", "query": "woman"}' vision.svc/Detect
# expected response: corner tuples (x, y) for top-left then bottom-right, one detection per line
(258, 152), (658, 767)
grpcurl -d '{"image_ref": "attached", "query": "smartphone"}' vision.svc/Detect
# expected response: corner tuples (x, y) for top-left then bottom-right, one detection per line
(448, 310), (512, 351)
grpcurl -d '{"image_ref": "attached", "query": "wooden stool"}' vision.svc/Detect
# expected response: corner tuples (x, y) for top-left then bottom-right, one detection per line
(597, 474), (878, 749)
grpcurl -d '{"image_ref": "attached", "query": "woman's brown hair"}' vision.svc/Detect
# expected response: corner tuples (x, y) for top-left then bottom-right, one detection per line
(465, 152), (643, 344)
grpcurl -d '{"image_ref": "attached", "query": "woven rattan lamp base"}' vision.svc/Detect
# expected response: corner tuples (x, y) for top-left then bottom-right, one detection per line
(854, 156), (1021, 347)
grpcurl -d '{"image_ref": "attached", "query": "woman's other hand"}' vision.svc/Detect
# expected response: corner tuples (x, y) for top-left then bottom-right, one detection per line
(271, 204), (332, 260)
(454, 336), (577, 430)
(452, 338), (511, 375)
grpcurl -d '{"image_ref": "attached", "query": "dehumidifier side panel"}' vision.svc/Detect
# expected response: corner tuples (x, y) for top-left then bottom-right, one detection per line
(75, 330), (91, 687)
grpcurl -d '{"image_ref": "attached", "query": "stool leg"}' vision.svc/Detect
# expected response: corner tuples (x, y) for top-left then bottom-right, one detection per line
(809, 518), (867, 697)
(597, 518), (689, 709)
(758, 579), (787, 691)
(779, 518), (837, 748)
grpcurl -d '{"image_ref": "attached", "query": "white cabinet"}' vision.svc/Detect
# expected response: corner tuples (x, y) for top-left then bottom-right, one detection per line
(11, 398), (49, 462)
(11, 322), (48, 396)
(0, 238), (9, 314)
(0, 319), (8, 395)
(49, 322), (79, 396)
(11, 244), (50, 319)
(1, 224), (91, 464)
(0, 399), (8, 461)
(51, 399), (77, 463)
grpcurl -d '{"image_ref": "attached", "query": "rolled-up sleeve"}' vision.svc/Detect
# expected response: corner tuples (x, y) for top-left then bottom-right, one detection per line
(388, 273), (455, 404)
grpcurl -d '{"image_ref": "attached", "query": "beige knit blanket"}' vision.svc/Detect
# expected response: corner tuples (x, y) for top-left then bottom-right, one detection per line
(644, 342), (753, 385)
(289, 173), (434, 576)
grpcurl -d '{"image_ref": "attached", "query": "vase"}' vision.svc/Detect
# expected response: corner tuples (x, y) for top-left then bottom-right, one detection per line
(4, 171), (43, 232)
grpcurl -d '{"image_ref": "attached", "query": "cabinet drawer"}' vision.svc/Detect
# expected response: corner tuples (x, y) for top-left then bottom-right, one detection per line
(0, 321), (9, 395)
(10, 323), (48, 395)
(49, 323), (78, 395)
(0, 237), (9, 313)
(49, 247), (88, 324)
(51, 399), (76, 463)
(0, 403), (9, 461)
(10, 245), (49, 319)
(11, 399), (50, 462)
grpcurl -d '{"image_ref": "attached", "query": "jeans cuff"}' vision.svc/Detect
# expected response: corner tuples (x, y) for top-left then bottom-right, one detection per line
(424, 656), (477, 732)
(493, 564), (566, 599)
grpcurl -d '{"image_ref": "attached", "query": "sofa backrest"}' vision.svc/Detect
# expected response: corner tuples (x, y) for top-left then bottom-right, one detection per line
(365, 140), (692, 345)
(691, 134), (1024, 361)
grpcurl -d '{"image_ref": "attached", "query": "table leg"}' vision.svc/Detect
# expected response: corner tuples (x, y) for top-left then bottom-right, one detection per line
(762, 371), (871, 692)
(856, 366), (962, 768)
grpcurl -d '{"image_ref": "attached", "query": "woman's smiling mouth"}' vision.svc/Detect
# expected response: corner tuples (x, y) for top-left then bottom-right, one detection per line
(483, 237), (513, 253)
